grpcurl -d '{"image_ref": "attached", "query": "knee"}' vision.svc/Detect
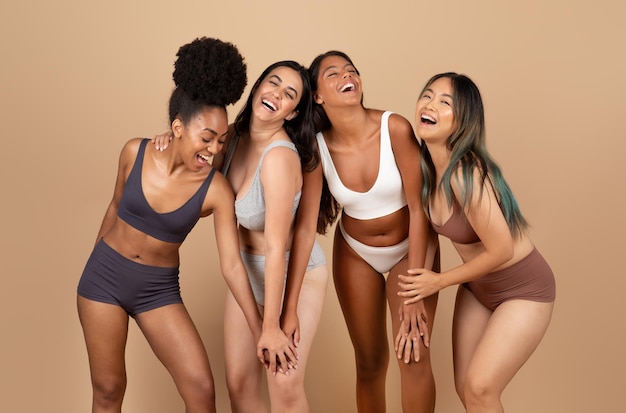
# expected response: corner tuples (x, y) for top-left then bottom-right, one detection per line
(179, 373), (215, 407)
(226, 369), (258, 399)
(92, 375), (126, 408)
(271, 376), (306, 408)
(462, 375), (499, 408)
(355, 350), (389, 381)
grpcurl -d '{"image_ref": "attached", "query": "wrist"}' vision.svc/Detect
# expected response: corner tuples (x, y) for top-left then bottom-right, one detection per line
(436, 272), (448, 291)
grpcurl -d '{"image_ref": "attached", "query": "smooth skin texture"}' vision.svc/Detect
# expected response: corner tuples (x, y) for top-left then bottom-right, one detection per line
(398, 76), (554, 413)
(312, 53), (438, 413)
(78, 107), (263, 413)
(218, 64), (329, 413)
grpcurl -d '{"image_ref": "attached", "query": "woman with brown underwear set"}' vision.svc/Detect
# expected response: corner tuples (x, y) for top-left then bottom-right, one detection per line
(398, 72), (556, 413)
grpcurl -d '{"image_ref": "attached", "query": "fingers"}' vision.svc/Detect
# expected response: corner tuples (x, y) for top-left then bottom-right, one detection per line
(417, 311), (430, 348)
(395, 331), (421, 363)
(395, 331), (406, 358)
(411, 334), (422, 363)
(152, 132), (173, 151)
(293, 328), (300, 348)
(262, 348), (299, 376)
(410, 312), (422, 362)
(257, 348), (270, 368)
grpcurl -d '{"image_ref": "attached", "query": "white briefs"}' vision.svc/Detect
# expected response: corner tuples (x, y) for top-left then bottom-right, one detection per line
(338, 220), (409, 274)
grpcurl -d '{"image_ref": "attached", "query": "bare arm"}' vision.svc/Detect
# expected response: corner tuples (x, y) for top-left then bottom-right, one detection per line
(208, 173), (263, 341)
(94, 139), (140, 245)
(398, 170), (514, 302)
(281, 162), (324, 346)
(258, 146), (303, 374)
(388, 114), (434, 361)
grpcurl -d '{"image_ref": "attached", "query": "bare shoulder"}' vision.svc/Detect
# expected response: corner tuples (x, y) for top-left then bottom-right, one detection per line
(120, 137), (146, 153)
(387, 112), (415, 138)
(118, 137), (145, 165)
(203, 169), (235, 213)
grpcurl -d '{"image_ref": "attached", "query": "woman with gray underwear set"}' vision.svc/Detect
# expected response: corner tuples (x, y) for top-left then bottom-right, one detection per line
(76, 38), (264, 413)
(398, 73), (556, 412)
(217, 60), (328, 413)
(308, 50), (439, 413)
(154, 60), (328, 412)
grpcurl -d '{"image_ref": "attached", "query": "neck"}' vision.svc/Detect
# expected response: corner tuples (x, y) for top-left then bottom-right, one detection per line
(159, 138), (186, 175)
(425, 141), (451, 177)
(248, 116), (285, 146)
(323, 105), (369, 143)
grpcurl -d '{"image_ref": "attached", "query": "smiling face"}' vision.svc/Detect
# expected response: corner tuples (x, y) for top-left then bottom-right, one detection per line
(173, 105), (228, 170)
(313, 54), (361, 107)
(252, 66), (303, 122)
(415, 76), (457, 145)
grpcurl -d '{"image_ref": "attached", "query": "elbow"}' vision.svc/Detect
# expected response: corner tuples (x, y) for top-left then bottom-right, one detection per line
(221, 262), (244, 283)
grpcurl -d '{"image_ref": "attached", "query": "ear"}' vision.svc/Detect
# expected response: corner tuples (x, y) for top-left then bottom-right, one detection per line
(171, 118), (183, 138)
(313, 92), (324, 105)
(285, 110), (299, 121)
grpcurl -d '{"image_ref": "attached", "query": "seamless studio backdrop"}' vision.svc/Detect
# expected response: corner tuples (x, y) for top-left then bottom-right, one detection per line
(1, 1), (624, 412)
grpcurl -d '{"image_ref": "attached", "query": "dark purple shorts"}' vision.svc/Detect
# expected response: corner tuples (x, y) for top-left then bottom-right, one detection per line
(77, 239), (182, 316)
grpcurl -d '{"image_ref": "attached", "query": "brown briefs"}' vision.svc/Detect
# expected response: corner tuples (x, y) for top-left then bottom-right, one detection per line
(462, 247), (555, 311)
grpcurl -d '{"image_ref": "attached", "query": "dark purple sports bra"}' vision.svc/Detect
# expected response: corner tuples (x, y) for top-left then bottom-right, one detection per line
(117, 139), (216, 243)
(431, 198), (480, 244)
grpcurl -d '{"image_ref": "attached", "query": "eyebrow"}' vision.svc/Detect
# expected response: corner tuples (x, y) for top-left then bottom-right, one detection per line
(202, 128), (218, 136)
(270, 74), (299, 98)
(322, 63), (355, 75)
(425, 88), (454, 99)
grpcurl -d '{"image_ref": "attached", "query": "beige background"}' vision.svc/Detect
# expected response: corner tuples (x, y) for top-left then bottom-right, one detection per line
(1, 1), (624, 412)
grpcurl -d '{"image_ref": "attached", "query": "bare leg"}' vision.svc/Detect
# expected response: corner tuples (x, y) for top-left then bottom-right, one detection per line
(223, 290), (267, 413)
(266, 265), (328, 413)
(135, 304), (216, 413)
(387, 257), (438, 413)
(77, 296), (129, 413)
(453, 288), (554, 413)
(333, 229), (389, 413)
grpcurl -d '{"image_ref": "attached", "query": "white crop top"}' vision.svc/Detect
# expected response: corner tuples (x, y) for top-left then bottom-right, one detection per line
(315, 111), (407, 220)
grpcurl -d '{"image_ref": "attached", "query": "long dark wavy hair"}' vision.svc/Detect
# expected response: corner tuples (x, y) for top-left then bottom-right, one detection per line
(233, 60), (318, 173)
(419, 72), (528, 236)
(308, 50), (363, 233)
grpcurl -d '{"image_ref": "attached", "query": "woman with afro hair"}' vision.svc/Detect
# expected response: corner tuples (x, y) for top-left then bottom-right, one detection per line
(77, 37), (262, 413)
(154, 59), (328, 413)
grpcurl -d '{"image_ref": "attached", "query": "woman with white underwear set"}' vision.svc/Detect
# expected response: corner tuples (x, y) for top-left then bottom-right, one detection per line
(308, 50), (439, 413)
(398, 73), (555, 412)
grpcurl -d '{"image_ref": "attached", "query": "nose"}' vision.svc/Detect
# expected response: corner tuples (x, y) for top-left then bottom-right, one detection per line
(424, 98), (436, 110)
(342, 69), (352, 79)
(207, 140), (221, 156)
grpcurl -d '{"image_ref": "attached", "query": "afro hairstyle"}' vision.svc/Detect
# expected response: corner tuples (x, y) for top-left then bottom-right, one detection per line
(172, 37), (247, 107)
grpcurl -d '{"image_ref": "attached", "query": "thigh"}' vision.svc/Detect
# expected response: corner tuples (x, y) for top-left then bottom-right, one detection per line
(452, 287), (492, 388)
(465, 299), (554, 393)
(267, 265), (328, 396)
(135, 303), (213, 384)
(332, 228), (388, 358)
(292, 265), (328, 367)
(77, 295), (129, 381)
(223, 289), (263, 383)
